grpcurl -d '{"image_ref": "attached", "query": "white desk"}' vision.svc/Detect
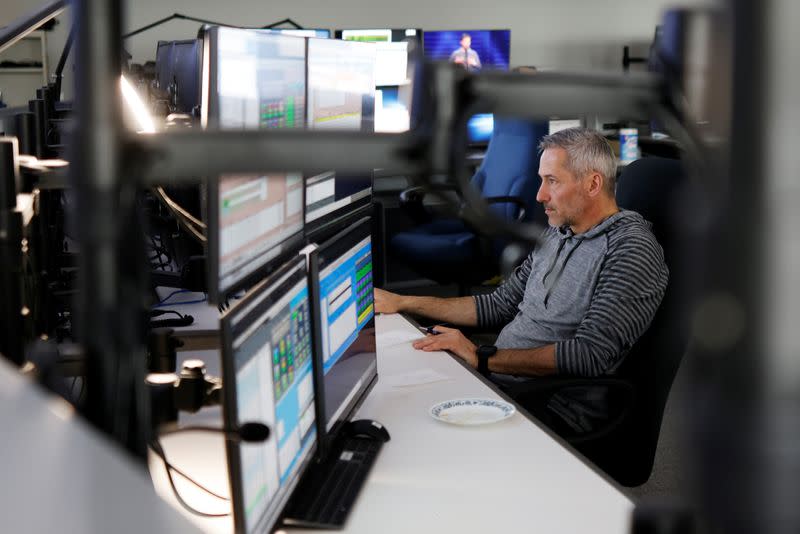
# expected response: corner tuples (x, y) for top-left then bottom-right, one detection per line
(0, 358), (199, 533)
(152, 313), (634, 533)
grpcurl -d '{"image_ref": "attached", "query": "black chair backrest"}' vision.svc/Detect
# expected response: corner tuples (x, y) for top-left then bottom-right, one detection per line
(607, 157), (692, 485)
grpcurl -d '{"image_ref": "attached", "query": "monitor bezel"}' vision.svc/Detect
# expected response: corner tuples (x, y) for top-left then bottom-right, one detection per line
(221, 254), (317, 534)
(309, 216), (379, 455)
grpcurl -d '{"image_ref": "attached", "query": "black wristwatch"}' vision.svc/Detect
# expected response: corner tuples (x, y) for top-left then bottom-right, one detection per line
(476, 345), (498, 375)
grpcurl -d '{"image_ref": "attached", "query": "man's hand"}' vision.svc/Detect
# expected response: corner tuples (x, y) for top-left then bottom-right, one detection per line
(412, 326), (478, 369)
(374, 288), (403, 314)
(453, 56), (465, 65)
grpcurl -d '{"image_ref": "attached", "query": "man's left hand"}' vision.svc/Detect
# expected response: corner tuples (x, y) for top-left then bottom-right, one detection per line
(412, 326), (478, 368)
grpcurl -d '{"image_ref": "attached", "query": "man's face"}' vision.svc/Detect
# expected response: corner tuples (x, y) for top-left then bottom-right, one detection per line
(460, 36), (471, 49)
(536, 147), (590, 228)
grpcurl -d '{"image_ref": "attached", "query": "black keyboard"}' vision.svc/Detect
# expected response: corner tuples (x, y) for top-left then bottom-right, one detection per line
(282, 437), (383, 529)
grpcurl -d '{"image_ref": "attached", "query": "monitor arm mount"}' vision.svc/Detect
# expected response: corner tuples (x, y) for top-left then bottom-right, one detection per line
(144, 328), (221, 429)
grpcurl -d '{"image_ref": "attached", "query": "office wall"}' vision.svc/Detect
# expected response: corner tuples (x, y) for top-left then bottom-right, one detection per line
(2, 0), (711, 102)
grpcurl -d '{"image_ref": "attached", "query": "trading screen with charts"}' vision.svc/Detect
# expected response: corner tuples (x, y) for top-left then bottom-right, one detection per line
(316, 225), (377, 431)
(306, 38), (376, 130)
(217, 174), (304, 294)
(215, 27), (306, 129)
(226, 262), (316, 533)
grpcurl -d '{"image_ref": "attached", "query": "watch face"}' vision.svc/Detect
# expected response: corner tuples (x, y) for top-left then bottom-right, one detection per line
(477, 345), (497, 358)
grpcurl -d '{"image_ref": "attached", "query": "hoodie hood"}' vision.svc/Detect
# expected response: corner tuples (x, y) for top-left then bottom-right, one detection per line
(557, 209), (647, 241)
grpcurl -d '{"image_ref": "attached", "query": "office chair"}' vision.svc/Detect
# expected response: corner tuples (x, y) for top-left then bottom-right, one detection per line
(508, 157), (691, 487)
(389, 118), (548, 294)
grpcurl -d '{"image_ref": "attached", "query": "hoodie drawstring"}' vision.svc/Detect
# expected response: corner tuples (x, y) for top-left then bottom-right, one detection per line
(543, 238), (584, 307)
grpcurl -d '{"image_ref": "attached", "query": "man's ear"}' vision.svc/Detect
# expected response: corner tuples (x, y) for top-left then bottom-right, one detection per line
(585, 172), (604, 197)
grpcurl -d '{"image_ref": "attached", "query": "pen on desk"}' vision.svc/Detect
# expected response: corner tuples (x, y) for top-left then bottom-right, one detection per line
(420, 326), (442, 335)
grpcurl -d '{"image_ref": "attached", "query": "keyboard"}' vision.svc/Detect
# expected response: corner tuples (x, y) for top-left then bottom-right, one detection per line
(282, 437), (384, 529)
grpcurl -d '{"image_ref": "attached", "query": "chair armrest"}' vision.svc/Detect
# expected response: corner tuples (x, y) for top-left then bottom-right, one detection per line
(399, 184), (460, 204)
(398, 184), (461, 225)
(484, 195), (529, 222)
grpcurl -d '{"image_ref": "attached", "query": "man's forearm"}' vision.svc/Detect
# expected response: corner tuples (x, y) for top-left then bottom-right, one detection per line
(397, 295), (478, 327)
(488, 344), (558, 376)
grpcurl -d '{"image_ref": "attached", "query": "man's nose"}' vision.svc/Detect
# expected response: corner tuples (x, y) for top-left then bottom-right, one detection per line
(536, 181), (547, 203)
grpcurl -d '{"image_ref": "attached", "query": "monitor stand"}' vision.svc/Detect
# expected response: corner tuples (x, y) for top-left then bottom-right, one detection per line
(281, 419), (390, 529)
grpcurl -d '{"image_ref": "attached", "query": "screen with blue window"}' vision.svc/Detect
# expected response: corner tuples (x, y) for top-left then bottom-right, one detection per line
(315, 218), (377, 432)
(222, 257), (317, 534)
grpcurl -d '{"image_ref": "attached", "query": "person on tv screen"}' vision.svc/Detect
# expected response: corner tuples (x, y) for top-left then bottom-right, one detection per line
(449, 33), (481, 72)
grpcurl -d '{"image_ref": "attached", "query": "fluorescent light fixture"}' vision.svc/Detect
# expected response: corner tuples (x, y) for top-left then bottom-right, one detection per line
(120, 75), (156, 133)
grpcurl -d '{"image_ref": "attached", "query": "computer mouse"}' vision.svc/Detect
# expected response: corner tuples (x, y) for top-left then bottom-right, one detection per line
(346, 419), (391, 442)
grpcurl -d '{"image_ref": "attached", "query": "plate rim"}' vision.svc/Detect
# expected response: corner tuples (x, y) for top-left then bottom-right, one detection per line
(429, 397), (516, 426)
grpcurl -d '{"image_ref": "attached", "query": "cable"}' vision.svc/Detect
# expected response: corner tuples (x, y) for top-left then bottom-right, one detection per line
(150, 188), (206, 244)
(153, 296), (207, 308)
(154, 187), (206, 229)
(155, 288), (190, 306)
(150, 438), (231, 517)
(150, 309), (185, 319)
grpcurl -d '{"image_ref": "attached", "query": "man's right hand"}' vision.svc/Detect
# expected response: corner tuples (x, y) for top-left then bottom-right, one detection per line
(374, 288), (404, 314)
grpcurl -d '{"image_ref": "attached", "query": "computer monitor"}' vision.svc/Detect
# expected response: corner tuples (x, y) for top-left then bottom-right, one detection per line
(422, 29), (511, 71)
(207, 173), (305, 303)
(221, 255), (317, 534)
(467, 113), (494, 144)
(336, 29), (421, 86)
(202, 27), (308, 302)
(306, 37), (376, 131)
(310, 217), (377, 440)
(203, 27), (306, 130)
(305, 38), (376, 230)
(263, 28), (331, 39)
(304, 170), (372, 229)
(155, 39), (202, 113)
(336, 28), (421, 43)
(424, 30), (510, 145)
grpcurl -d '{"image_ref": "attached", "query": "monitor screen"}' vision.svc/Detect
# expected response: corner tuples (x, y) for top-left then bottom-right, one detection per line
(304, 171), (372, 225)
(306, 37), (376, 131)
(203, 27), (307, 301)
(423, 29), (511, 71)
(336, 28), (421, 43)
(314, 217), (377, 433)
(222, 257), (316, 534)
(548, 118), (584, 134)
(155, 39), (202, 112)
(212, 174), (305, 299)
(337, 29), (421, 86)
(206, 27), (306, 130)
(305, 38), (376, 227)
(467, 113), (494, 144)
(263, 28), (331, 38)
(375, 87), (411, 133)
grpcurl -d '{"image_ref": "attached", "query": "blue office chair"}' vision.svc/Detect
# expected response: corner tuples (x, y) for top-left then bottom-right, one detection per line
(508, 157), (691, 487)
(389, 118), (548, 294)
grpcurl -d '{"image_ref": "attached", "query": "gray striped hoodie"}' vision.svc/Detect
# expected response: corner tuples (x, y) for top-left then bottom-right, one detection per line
(474, 209), (668, 377)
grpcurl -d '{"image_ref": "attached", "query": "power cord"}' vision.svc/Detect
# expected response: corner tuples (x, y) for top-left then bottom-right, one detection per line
(148, 423), (270, 517)
(150, 438), (231, 517)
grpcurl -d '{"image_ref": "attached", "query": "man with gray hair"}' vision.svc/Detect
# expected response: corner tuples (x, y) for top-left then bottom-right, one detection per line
(376, 127), (668, 428)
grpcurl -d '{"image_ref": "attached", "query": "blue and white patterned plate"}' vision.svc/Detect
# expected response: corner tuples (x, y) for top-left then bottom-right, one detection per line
(429, 398), (515, 426)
